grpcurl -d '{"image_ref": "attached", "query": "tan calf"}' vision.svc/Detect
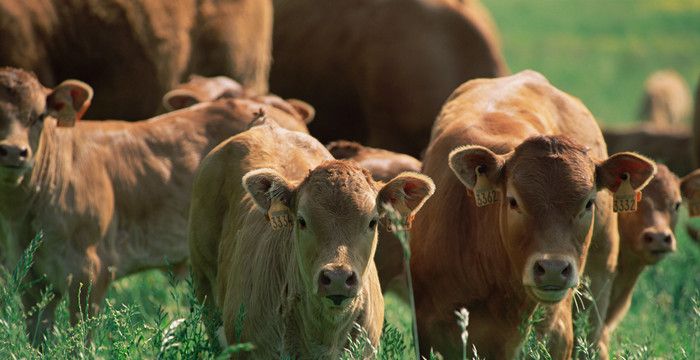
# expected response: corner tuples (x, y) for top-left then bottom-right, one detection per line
(638, 70), (692, 127)
(411, 71), (656, 359)
(0, 67), (310, 344)
(600, 164), (686, 354)
(188, 122), (434, 358)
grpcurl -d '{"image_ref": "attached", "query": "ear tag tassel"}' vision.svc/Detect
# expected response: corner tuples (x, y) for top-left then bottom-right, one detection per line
(474, 165), (497, 207)
(613, 173), (640, 213)
(268, 199), (292, 230)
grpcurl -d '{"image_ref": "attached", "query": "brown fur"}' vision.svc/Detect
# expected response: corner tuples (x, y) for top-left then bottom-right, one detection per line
(188, 123), (434, 358)
(410, 71), (656, 359)
(270, 0), (508, 156)
(0, 67), (309, 344)
(0, 0), (272, 120)
(693, 75), (700, 169)
(638, 70), (692, 127)
(600, 164), (681, 353)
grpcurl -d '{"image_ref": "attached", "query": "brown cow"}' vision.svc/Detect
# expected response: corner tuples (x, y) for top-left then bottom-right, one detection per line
(188, 122), (434, 358)
(638, 70), (692, 127)
(161, 75), (316, 127)
(270, 0), (508, 156)
(0, 0), (272, 120)
(411, 71), (656, 359)
(600, 164), (686, 355)
(0, 67), (310, 344)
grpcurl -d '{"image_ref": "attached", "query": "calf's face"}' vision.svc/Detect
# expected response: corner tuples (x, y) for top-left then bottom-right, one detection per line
(618, 165), (680, 265)
(449, 136), (656, 304)
(0, 68), (92, 186)
(244, 160), (434, 310)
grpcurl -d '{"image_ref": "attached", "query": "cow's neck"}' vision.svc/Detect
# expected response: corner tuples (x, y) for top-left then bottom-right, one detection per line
(285, 263), (366, 358)
(607, 245), (645, 322)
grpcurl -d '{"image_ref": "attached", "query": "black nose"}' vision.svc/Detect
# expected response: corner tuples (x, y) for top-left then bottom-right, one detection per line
(533, 259), (574, 289)
(0, 144), (30, 167)
(318, 267), (358, 304)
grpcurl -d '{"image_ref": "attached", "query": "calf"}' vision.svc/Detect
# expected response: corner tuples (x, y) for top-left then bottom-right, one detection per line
(638, 69), (692, 127)
(270, 0), (507, 156)
(188, 122), (434, 358)
(600, 164), (689, 354)
(411, 71), (656, 359)
(0, 67), (310, 344)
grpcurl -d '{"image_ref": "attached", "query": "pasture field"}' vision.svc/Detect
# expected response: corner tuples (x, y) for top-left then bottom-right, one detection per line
(2, 0), (700, 359)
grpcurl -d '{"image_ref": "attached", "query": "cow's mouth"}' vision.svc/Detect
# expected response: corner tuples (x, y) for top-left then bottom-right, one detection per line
(528, 286), (569, 303)
(0, 165), (29, 186)
(646, 249), (672, 263)
(325, 295), (351, 307)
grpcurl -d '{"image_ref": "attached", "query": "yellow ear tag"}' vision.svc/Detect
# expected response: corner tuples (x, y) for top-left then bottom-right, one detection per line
(687, 192), (700, 217)
(474, 166), (497, 207)
(268, 199), (292, 230)
(613, 173), (640, 213)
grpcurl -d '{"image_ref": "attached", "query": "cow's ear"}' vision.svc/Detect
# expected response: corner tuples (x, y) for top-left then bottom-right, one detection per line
(680, 168), (700, 200)
(448, 145), (506, 189)
(597, 152), (656, 192)
(378, 172), (435, 227)
(162, 89), (201, 111)
(243, 168), (295, 229)
(46, 80), (93, 127)
(286, 99), (315, 124)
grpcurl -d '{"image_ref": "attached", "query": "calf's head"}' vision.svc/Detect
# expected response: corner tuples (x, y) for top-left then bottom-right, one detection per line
(243, 160), (434, 309)
(618, 164), (680, 265)
(449, 136), (655, 303)
(0, 68), (92, 186)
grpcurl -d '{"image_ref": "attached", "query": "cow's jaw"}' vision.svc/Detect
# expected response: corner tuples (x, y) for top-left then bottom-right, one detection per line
(0, 165), (30, 186)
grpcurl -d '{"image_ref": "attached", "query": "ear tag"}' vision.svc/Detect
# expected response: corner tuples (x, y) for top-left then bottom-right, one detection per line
(687, 192), (700, 217)
(268, 199), (292, 230)
(613, 173), (639, 213)
(474, 166), (497, 207)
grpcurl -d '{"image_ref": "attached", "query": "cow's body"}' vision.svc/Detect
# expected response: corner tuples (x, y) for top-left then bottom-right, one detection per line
(0, 0), (272, 120)
(270, 0), (507, 156)
(0, 68), (309, 343)
(410, 71), (655, 359)
(188, 123), (434, 358)
(638, 70), (692, 127)
(600, 164), (682, 354)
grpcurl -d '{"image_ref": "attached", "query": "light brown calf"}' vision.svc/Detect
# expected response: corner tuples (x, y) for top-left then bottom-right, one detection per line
(600, 164), (689, 354)
(0, 67), (310, 344)
(327, 140), (422, 293)
(638, 70), (692, 127)
(270, 0), (507, 156)
(411, 71), (656, 359)
(0, 0), (272, 120)
(188, 122), (434, 358)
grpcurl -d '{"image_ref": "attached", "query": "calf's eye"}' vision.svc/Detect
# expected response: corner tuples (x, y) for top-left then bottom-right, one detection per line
(369, 218), (378, 229)
(298, 217), (306, 229)
(585, 199), (594, 211)
(673, 202), (681, 212)
(508, 197), (518, 210)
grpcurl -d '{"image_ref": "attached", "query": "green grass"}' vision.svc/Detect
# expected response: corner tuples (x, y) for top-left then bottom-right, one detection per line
(484, 0), (700, 125)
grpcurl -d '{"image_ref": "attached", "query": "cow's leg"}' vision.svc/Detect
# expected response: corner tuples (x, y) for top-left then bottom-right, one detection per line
(67, 247), (111, 331)
(21, 272), (62, 347)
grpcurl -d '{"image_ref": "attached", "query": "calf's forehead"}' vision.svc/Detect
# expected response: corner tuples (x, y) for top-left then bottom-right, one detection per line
(644, 165), (680, 205)
(297, 161), (378, 217)
(0, 69), (46, 117)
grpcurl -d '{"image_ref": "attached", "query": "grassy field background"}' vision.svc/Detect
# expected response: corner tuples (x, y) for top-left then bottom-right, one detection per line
(2, 0), (700, 359)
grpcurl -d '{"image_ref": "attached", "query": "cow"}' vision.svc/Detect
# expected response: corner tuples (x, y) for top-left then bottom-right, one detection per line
(188, 122), (435, 358)
(327, 140), (422, 295)
(270, 0), (508, 156)
(410, 70), (656, 359)
(599, 164), (689, 355)
(603, 125), (692, 177)
(0, 0), (272, 120)
(0, 67), (311, 344)
(162, 75), (316, 127)
(638, 70), (692, 127)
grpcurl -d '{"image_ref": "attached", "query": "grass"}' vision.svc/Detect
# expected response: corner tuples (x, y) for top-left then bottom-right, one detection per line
(2, 0), (699, 358)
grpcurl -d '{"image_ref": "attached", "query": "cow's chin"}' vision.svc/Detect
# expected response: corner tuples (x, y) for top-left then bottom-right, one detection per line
(642, 249), (672, 265)
(0, 166), (29, 187)
(526, 286), (570, 304)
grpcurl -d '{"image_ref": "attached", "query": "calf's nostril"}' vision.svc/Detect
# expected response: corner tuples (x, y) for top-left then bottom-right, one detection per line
(643, 234), (654, 244)
(534, 262), (545, 277)
(561, 264), (572, 278)
(19, 148), (28, 158)
(319, 273), (331, 286)
(346, 272), (357, 287)
(663, 235), (672, 245)
(0, 146), (6, 157)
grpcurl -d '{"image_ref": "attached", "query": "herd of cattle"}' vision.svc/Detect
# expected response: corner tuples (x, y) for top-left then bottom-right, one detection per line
(0, 0), (697, 359)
